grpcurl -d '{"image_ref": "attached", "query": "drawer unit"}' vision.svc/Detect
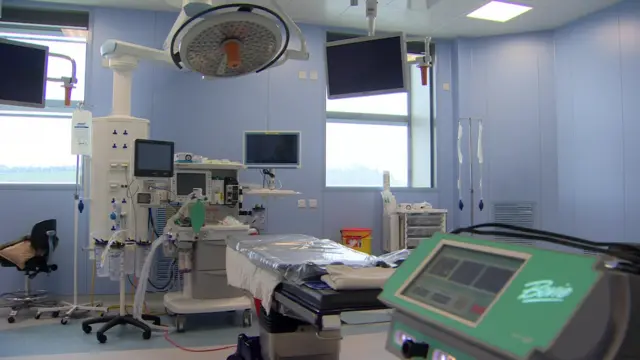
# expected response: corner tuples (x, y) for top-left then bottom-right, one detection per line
(402, 210), (447, 249)
(194, 240), (227, 271)
(191, 270), (245, 300)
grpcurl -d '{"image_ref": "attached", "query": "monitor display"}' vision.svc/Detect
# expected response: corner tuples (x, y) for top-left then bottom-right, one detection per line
(176, 172), (208, 196)
(326, 34), (407, 99)
(134, 139), (175, 178)
(244, 132), (301, 169)
(0, 37), (49, 108)
(401, 245), (525, 323)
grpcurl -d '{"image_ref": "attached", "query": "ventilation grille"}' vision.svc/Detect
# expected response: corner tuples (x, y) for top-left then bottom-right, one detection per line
(152, 206), (181, 291)
(492, 202), (537, 246)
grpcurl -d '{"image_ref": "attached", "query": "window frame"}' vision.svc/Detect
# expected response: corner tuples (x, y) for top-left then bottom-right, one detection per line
(0, 13), (89, 189)
(324, 41), (436, 190)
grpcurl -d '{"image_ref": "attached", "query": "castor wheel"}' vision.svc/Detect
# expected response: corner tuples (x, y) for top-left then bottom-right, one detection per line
(82, 325), (92, 334)
(52, 311), (60, 318)
(35, 313), (41, 320)
(176, 315), (186, 333)
(242, 309), (252, 328)
(142, 331), (151, 340)
(60, 317), (69, 325)
(50, 264), (58, 271)
(7, 317), (15, 324)
(97, 333), (107, 344)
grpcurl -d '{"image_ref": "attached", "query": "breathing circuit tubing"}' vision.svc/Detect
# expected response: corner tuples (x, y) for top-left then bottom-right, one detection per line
(457, 122), (464, 211)
(477, 120), (484, 211)
(132, 193), (201, 333)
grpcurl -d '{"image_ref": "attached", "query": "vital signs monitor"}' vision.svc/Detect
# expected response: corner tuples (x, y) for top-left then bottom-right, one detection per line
(134, 139), (175, 178)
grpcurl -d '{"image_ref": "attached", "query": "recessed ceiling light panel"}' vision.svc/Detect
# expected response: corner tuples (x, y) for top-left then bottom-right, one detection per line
(467, 1), (532, 23)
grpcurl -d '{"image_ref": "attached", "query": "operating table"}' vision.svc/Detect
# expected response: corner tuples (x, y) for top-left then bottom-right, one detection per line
(229, 282), (388, 360)
(225, 234), (402, 360)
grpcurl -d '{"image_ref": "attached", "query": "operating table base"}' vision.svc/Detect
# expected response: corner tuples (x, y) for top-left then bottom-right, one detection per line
(81, 314), (161, 343)
(228, 334), (263, 360)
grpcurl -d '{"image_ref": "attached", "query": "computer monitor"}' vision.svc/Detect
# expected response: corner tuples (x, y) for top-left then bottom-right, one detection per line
(243, 131), (301, 169)
(134, 139), (175, 178)
(325, 33), (407, 99)
(0, 37), (49, 108)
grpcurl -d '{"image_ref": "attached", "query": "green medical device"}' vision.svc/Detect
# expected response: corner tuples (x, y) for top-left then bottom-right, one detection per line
(380, 232), (640, 360)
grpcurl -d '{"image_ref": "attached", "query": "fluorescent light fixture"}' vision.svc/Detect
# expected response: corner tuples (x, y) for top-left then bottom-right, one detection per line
(467, 1), (532, 23)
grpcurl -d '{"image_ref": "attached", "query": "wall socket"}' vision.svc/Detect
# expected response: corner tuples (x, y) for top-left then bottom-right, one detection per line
(297, 199), (307, 208)
(308, 199), (318, 208)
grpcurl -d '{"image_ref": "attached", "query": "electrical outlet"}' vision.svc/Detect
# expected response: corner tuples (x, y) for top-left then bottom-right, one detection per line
(308, 199), (318, 208)
(443, 83), (451, 91)
(298, 71), (308, 80)
(310, 70), (318, 80)
(297, 199), (307, 208)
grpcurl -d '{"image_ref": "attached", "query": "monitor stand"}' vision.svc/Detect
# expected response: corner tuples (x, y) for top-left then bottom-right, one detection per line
(265, 168), (276, 190)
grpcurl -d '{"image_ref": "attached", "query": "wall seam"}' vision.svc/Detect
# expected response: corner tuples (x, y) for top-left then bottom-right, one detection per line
(617, 14), (627, 242)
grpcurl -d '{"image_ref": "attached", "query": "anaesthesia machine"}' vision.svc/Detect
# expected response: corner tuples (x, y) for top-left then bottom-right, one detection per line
(378, 227), (640, 360)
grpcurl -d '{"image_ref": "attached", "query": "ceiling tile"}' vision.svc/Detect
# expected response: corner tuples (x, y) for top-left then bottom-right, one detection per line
(31, 0), (623, 37)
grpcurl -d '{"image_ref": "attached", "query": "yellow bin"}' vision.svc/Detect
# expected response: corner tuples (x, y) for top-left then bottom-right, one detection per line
(341, 228), (372, 254)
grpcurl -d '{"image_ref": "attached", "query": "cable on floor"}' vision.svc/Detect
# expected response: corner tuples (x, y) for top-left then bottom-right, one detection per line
(163, 331), (237, 353)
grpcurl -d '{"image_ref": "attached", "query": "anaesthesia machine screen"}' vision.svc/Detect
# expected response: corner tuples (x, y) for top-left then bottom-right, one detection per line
(402, 245), (525, 323)
(175, 173), (208, 196)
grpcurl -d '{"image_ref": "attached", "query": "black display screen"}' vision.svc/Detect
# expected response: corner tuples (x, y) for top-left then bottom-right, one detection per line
(0, 38), (48, 108)
(176, 173), (208, 196)
(326, 35), (405, 98)
(134, 140), (174, 178)
(244, 133), (300, 168)
(402, 245), (525, 323)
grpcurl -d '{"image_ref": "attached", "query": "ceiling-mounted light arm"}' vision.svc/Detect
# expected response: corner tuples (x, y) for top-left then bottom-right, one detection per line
(365, 0), (378, 36)
(269, 0), (309, 61)
(101, 40), (174, 65)
(416, 36), (433, 86)
(422, 36), (433, 66)
(47, 53), (78, 106)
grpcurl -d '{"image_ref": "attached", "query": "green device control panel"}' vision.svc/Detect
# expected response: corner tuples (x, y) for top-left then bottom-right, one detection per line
(379, 233), (640, 360)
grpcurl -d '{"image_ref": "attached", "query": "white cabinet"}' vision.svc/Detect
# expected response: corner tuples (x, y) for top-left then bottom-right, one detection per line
(383, 209), (447, 252)
(402, 210), (447, 249)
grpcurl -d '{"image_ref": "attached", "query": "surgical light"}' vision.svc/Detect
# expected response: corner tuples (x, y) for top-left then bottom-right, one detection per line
(466, 1), (532, 23)
(169, 2), (307, 78)
(101, 0), (308, 79)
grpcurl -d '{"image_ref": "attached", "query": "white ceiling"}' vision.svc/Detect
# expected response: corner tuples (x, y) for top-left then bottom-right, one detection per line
(32, 0), (620, 37)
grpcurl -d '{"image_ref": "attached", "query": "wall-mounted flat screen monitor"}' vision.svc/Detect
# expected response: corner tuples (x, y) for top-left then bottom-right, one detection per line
(243, 131), (301, 169)
(326, 33), (407, 99)
(0, 37), (49, 108)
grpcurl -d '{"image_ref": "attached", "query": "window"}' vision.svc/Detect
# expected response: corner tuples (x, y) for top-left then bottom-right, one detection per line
(326, 122), (409, 187)
(0, 14), (88, 184)
(325, 36), (435, 188)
